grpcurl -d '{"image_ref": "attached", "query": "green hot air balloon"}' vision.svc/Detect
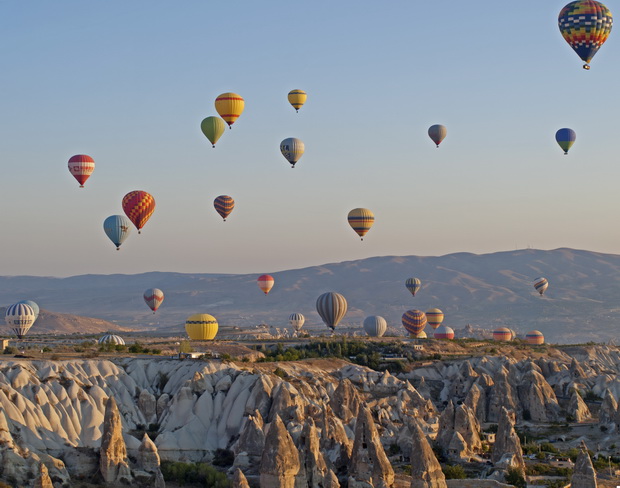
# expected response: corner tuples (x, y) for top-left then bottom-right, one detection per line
(201, 116), (226, 148)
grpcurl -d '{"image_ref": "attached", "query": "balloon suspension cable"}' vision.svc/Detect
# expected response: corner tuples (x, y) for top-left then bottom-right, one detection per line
(583, 64), (590, 70)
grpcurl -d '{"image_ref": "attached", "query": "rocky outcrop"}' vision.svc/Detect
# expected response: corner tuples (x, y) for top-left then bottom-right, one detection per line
(137, 434), (165, 488)
(570, 442), (597, 488)
(516, 369), (560, 422)
(491, 408), (524, 474)
(348, 406), (394, 488)
(100, 396), (132, 485)
(409, 421), (447, 488)
(436, 401), (481, 456)
(259, 415), (300, 488)
(599, 389), (617, 425)
(234, 409), (265, 468)
(299, 418), (339, 488)
(487, 367), (518, 422)
(33, 463), (54, 488)
(233, 468), (251, 488)
(567, 391), (592, 422)
(464, 382), (486, 425)
(330, 378), (361, 423)
(138, 389), (157, 424)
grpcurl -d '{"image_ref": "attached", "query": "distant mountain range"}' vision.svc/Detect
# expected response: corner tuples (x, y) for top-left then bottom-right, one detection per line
(1, 248), (619, 343)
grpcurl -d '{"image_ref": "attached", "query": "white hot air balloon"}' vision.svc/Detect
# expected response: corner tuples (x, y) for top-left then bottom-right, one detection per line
(288, 313), (305, 332)
(5, 303), (36, 339)
(363, 315), (387, 337)
(280, 137), (305, 168)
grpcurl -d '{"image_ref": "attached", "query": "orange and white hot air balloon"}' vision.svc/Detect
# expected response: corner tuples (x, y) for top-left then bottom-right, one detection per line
(215, 92), (245, 128)
(122, 191), (156, 234)
(257, 274), (274, 295)
(68, 154), (95, 188)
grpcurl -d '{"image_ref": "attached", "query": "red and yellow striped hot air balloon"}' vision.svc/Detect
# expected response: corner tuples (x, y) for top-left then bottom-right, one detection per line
(426, 308), (444, 330)
(526, 330), (545, 345)
(68, 154), (95, 188)
(493, 327), (513, 341)
(402, 309), (427, 335)
(214, 195), (235, 221)
(122, 191), (155, 234)
(215, 92), (245, 128)
(347, 208), (374, 241)
(257, 274), (274, 295)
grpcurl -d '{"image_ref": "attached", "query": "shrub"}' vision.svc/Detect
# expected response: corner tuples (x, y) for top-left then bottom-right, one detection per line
(273, 367), (287, 378)
(2, 346), (17, 355)
(160, 461), (230, 487)
(505, 467), (526, 488)
(442, 464), (466, 479)
(212, 448), (234, 467)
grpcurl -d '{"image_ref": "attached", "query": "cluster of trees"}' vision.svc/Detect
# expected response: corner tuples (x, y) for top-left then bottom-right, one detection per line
(160, 461), (230, 487)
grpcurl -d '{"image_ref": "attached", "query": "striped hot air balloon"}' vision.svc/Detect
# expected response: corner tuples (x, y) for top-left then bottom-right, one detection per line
(559, 0), (613, 70)
(347, 208), (375, 241)
(555, 128), (576, 154)
(68, 154), (95, 188)
(402, 310), (427, 335)
(428, 124), (447, 148)
(5, 303), (35, 339)
(185, 313), (219, 340)
(533, 277), (549, 296)
(122, 191), (155, 234)
(201, 116), (226, 147)
(214, 195), (235, 221)
(426, 308), (444, 330)
(316, 292), (348, 331)
(98, 334), (125, 345)
(257, 275), (275, 295)
(405, 278), (421, 297)
(280, 137), (305, 168)
(434, 325), (454, 340)
(144, 288), (164, 313)
(103, 215), (132, 250)
(526, 330), (545, 345)
(289, 313), (305, 332)
(17, 300), (39, 320)
(363, 315), (387, 337)
(215, 92), (244, 128)
(493, 327), (513, 341)
(288, 89), (307, 112)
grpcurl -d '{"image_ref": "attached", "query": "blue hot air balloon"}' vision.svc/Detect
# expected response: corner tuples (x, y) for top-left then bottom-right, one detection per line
(555, 128), (576, 154)
(103, 215), (132, 250)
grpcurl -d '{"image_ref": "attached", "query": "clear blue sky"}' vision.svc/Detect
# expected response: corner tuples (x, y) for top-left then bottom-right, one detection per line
(0, 1), (619, 277)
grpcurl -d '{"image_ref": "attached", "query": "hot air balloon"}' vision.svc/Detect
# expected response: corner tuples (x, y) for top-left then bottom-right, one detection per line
(533, 277), (549, 296)
(493, 327), (513, 341)
(402, 310), (427, 335)
(316, 292), (348, 331)
(68, 154), (95, 188)
(257, 275), (275, 295)
(214, 195), (235, 221)
(103, 215), (132, 250)
(122, 191), (155, 234)
(5, 303), (35, 339)
(428, 124), (447, 148)
(558, 0), (613, 70)
(201, 116), (226, 147)
(347, 208), (374, 241)
(434, 325), (454, 340)
(144, 288), (164, 313)
(405, 278), (421, 297)
(526, 330), (545, 345)
(411, 330), (427, 339)
(215, 92), (244, 128)
(280, 138), (305, 168)
(288, 89), (307, 112)
(17, 300), (39, 320)
(185, 313), (219, 340)
(98, 334), (125, 345)
(363, 315), (387, 337)
(289, 313), (305, 332)
(556, 128), (576, 154)
(426, 308), (444, 330)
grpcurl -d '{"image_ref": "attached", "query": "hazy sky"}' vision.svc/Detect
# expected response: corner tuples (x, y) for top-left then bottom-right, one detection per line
(1, 1), (619, 277)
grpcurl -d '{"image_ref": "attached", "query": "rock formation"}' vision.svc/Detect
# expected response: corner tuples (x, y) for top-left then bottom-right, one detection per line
(487, 366), (518, 421)
(99, 396), (132, 485)
(567, 390), (592, 422)
(259, 415), (300, 488)
(33, 463), (54, 488)
(137, 433), (165, 488)
(298, 418), (339, 488)
(233, 468), (251, 488)
(330, 378), (361, 423)
(516, 369), (560, 422)
(599, 389), (617, 426)
(570, 442), (597, 488)
(409, 421), (447, 488)
(492, 407), (525, 474)
(348, 406), (394, 488)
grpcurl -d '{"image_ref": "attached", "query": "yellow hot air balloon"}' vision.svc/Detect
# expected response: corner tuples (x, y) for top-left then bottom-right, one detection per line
(426, 308), (444, 330)
(347, 208), (374, 240)
(215, 93), (245, 128)
(185, 313), (219, 340)
(287, 89), (307, 112)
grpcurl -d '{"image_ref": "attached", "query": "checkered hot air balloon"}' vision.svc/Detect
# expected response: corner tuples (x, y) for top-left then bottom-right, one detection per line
(68, 154), (95, 188)
(559, 0), (613, 70)
(214, 195), (235, 221)
(144, 288), (164, 313)
(122, 191), (155, 234)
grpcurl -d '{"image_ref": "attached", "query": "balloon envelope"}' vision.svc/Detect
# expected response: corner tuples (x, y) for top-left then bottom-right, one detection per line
(434, 325), (454, 340)
(5, 303), (35, 339)
(214, 195), (235, 221)
(533, 277), (549, 295)
(526, 330), (545, 345)
(17, 300), (39, 319)
(201, 116), (226, 147)
(185, 313), (219, 340)
(289, 312), (305, 331)
(144, 288), (164, 313)
(555, 128), (576, 154)
(280, 138), (305, 168)
(347, 208), (375, 240)
(493, 327), (513, 341)
(68, 154), (95, 188)
(411, 330), (427, 339)
(122, 191), (155, 233)
(288, 89), (307, 112)
(98, 334), (125, 345)
(426, 308), (444, 329)
(363, 315), (387, 337)
(215, 93), (244, 128)
(405, 278), (421, 297)
(316, 292), (348, 331)
(103, 215), (132, 250)
(258, 275), (275, 295)
(558, 0), (613, 69)
(428, 124), (447, 147)
(402, 310), (427, 335)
